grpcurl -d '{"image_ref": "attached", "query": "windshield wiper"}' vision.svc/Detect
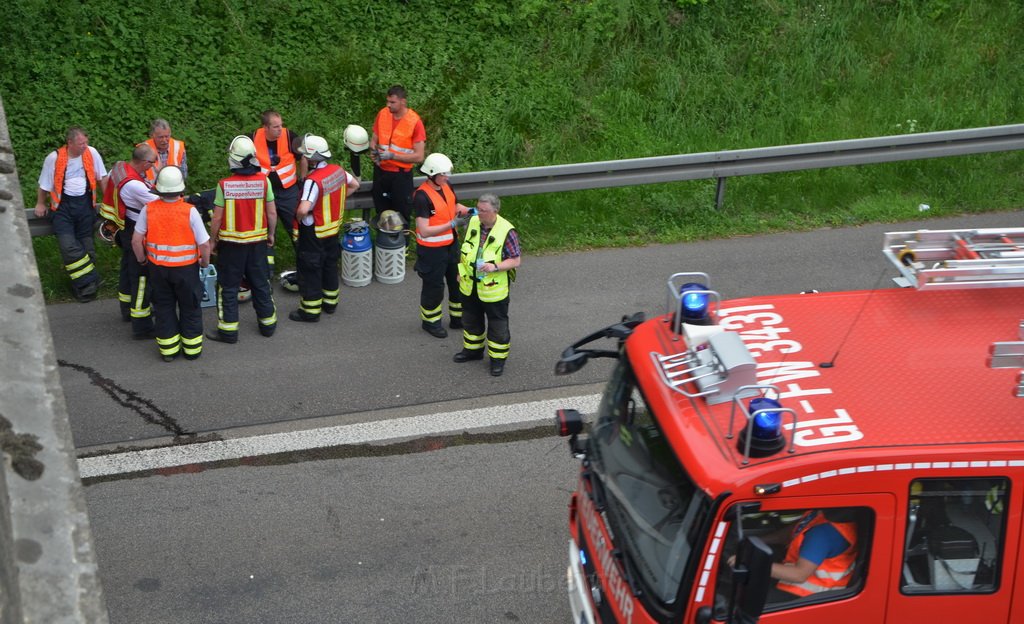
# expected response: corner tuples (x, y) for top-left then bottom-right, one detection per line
(613, 545), (643, 597)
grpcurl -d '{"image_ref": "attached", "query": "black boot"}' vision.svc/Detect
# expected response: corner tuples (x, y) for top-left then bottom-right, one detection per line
(422, 321), (447, 338)
(453, 349), (484, 363)
(206, 331), (238, 344)
(289, 310), (320, 323)
(490, 359), (506, 377)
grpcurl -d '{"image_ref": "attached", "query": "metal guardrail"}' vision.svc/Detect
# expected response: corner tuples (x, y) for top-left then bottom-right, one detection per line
(25, 123), (1024, 237)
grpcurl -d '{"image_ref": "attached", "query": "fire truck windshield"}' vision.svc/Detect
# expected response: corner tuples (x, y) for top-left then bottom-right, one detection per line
(589, 359), (712, 605)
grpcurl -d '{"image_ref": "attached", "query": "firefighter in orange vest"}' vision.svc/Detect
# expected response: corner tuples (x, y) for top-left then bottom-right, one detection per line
(289, 135), (361, 322)
(34, 126), (109, 302)
(730, 509), (858, 601)
(131, 167), (211, 362)
(370, 85), (426, 225)
(140, 118), (187, 186)
(413, 153), (471, 338)
(99, 144), (159, 336)
(206, 136), (278, 343)
(251, 110), (306, 289)
(771, 510), (858, 598)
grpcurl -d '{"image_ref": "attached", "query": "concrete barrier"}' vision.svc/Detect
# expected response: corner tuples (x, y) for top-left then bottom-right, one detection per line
(0, 96), (109, 622)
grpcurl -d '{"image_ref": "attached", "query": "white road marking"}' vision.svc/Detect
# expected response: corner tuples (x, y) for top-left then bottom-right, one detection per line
(78, 394), (602, 478)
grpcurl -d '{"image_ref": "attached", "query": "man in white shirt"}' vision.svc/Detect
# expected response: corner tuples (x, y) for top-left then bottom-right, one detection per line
(103, 144), (159, 336)
(35, 126), (108, 301)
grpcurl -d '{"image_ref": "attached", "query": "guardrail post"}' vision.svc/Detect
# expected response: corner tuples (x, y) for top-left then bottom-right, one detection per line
(715, 177), (727, 209)
(0, 96), (110, 622)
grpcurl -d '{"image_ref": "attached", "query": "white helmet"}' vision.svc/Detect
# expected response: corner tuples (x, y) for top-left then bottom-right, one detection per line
(228, 135), (258, 169)
(155, 166), (186, 195)
(343, 124), (369, 153)
(300, 134), (332, 161)
(421, 153), (453, 177)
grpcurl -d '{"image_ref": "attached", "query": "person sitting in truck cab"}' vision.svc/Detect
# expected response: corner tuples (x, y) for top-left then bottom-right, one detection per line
(770, 509), (858, 600)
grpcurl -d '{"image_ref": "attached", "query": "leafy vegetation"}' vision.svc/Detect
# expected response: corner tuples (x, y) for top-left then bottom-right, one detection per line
(3, 0), (1023, 301)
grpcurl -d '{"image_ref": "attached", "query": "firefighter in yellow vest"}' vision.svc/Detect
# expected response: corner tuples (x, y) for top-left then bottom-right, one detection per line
(454, 194), (521, 377)
(413, 153), (472, 338)
(140, 118), (187, 185)
(206, 136), (278, 343)
(370, 85), (426, 224)
(289, 134), (361, 322)
(34, 126), (108, 302)
(131, 167), (211, 362)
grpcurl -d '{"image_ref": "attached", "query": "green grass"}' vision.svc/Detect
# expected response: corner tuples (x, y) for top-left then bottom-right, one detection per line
(9, 0), (1024, 302)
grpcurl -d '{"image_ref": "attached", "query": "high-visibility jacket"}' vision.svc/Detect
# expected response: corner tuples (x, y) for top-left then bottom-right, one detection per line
(298, 164), (347, 239)
(414, 181), (456, 248)
(141, 138), (186, 184)
(50, 145), (97, 209)
(459, 215), (515, 302)
(373, 108), (421, 172)
(145, 199), (199, 267)
(776, 511), (858, 597)
(217, 173), (272, 243)
(253, 128), (298, 188)
(100, 161), (145, 229)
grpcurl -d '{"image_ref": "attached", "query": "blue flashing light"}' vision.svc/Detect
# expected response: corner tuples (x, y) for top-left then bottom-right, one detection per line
(748, 397), (783, 440)
(679, 282), (709, 321)
(579, 548), (588, 567)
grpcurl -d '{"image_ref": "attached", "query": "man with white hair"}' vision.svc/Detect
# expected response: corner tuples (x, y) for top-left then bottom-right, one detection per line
(140, 118), (187, 184)
(453, 193), (521, 376)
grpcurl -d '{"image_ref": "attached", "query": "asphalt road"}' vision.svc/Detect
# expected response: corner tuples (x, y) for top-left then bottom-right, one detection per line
(53, 210), (1022, 451)
(86, 435), (579, 624)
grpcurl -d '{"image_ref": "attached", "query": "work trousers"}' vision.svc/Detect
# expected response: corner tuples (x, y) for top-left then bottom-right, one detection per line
(50, 193), (99, 299)
(150, 262), (204, 360)
(268, 183), (300, 280)
(414, 243), (460, 327)
(215, 240), (277, 338)
(371, 166), (414, 224)
(295, 224), (341, 318)
(116, 220), (153, 336)
(461, 286), (511, 361)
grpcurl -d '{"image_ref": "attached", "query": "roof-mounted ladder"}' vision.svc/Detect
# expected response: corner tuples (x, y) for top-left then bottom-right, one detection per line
(884, 227), (1024, 289)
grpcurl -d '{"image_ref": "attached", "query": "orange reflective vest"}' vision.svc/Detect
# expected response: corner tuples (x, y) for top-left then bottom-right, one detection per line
(776, 512), (858, 597)
(145, 199), (199, 267)
(415, 181), (456, 248)
(141, 138), (186, 184)
(50, 145), (97, 209)
(100, 161), (145, 228)
(373, 107), (421, 172)
(253, 128), (298, 188)
(217, 173), (272, 243)
(297, 164), (347, 239)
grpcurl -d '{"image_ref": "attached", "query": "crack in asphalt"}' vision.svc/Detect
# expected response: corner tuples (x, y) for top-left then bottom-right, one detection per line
(58, 359), (193, 438)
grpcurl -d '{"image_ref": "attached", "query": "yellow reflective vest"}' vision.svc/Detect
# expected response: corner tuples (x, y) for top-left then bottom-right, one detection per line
(458, 215), (515, 302)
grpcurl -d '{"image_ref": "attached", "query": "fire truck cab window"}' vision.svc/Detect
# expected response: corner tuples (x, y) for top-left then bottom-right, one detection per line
(901, 477), (1008, 595)
(590, 360), (711, 606)
(715, 506), (873, 618)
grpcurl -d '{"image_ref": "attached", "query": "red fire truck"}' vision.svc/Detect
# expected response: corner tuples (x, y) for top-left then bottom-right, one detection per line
(555, 228), (1024, 623)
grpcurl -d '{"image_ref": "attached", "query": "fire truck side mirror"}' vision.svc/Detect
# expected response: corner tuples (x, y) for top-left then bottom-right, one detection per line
(727, 536), (773, 624)
(555, 348), (588, 375)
